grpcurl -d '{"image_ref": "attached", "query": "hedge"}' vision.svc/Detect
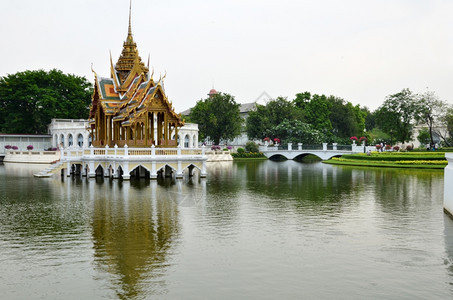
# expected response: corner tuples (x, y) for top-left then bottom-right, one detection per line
(232, 152), (265, 159)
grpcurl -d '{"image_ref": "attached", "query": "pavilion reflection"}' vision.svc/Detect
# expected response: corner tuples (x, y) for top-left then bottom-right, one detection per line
(89, 179), (182, 299)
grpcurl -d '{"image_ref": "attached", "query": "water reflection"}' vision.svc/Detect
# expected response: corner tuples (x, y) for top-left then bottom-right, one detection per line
(89, 179), (182, 299)
(1, 162), (452, 299)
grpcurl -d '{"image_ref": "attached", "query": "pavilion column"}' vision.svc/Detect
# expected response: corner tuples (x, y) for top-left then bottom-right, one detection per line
(175, 125), (179, 147)
(151, 112), (155, 145)
(145, 113), (149, 146)
(103, 115), (107, 145)
(133, 125), (137, 146)
(107, 116), (111, 146)
(115, 122), (119, 142)
(94, 113), (100, 141)
(164, 115), (168, 146)
(157, 113), (162, 145)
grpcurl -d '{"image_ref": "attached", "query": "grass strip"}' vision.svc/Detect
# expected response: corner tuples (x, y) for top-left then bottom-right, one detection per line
(324, 159), (446, 169)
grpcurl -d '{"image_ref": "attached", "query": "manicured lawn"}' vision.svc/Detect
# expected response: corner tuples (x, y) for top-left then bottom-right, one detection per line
(324, 151), (447, 169)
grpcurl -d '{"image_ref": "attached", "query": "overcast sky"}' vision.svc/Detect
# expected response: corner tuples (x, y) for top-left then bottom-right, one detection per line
(1, 0), (452, 112)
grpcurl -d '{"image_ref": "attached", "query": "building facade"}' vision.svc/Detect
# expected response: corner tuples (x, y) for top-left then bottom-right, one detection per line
(48, 119), (198, 149)
(88, 9), (183, 148)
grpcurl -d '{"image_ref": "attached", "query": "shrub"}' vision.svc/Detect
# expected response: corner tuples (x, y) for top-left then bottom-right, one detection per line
(237, 147), (245, 154)
(375, 144), (382, 150)
(211, 145), (221, 151)
(405, 145), (413, 151)
(393, 146), (400, 151)
(27, 145), (33, 150)
(350, 136), (358, 141)
(12, 146), (18, 150)
(385, 144), (392, 150)
(245, 141), (259, 153)
(4, 145), (11, 149)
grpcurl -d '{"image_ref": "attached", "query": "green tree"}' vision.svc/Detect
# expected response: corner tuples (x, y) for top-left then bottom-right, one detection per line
(293, 91), (311, 109)
(303, 94), (332, 133)
(190, 92), (242, 145)
(362, 107), (376, 131)
(436, 107), (453, 146)
(366, 128), (390, 145)
(327, 96), (364, 139)
(417, 128), (431, 146)
(414, 90), (448, 146)
(375, 88), (417, 143)
(246, 96), (300, 141)
(270, 119), (326, 144)
(0, 69), (92, 134)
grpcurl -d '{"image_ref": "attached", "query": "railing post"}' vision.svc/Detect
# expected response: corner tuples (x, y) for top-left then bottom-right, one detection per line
(124, 144), (128, 156)
(298, 143), (302, 150)
(333, 143), (337, 151)
(60, 147), (65, 160)
(202, 145), (206, 156)
(151, 144), (155, 157)
(90, 144), (94, 156)
(177, 145), (181, 157)
(288, 143), (292, 151)
(114, 144), (118, 157)
(105, 145), (109, 158)
(323, 143), (327, 151)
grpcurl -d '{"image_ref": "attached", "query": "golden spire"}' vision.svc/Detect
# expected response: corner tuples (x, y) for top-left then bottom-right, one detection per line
(128, 0), (132, 37)
(114, 0), (148, 91)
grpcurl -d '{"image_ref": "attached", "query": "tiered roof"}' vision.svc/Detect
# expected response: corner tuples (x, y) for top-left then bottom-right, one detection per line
(89, 4), (183, 128)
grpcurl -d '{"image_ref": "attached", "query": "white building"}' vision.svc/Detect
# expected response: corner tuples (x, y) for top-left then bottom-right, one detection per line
(48, 119), (90, 148)
(48, 119), (199, 149)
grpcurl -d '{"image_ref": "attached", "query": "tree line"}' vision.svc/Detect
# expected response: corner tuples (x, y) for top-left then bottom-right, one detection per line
(0, 69), (92, 134)
(189, 88), (453, 147)
(1, 69), (451, 147)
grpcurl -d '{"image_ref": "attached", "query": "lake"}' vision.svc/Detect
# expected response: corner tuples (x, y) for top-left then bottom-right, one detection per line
(0, 161), (452, 299)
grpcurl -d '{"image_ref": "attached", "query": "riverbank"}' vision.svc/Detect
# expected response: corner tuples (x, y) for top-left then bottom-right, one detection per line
(324, 151), (447, 169)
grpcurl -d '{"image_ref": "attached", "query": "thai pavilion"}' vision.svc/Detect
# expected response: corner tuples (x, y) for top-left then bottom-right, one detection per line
(89, 9), (183, 148)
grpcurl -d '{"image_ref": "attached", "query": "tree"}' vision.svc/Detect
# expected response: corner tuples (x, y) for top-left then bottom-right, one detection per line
(189, 92), (242, 145)
(414, 90), (448, 146)
(246, 96), (301, 141)
(436, 107), (453, 146)
(270, 119), (326, 144)
(417, 128), (431, 146)
(327, 96), (365, 139)
(375, 88), (417, 143)
(302, 94), (332, 133)
(0, 69), (92, 134)
(362, 107), (376, 131)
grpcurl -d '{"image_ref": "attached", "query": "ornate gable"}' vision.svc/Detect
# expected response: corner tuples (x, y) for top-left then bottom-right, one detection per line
(89, 3), (183, 147)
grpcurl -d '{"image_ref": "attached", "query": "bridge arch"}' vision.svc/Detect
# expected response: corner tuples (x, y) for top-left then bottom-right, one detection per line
(268, 154), (289, 161)
(293, 153), (323, 161)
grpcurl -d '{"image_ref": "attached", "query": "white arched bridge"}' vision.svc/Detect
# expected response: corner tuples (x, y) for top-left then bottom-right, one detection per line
(260, 142), (375, 160)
